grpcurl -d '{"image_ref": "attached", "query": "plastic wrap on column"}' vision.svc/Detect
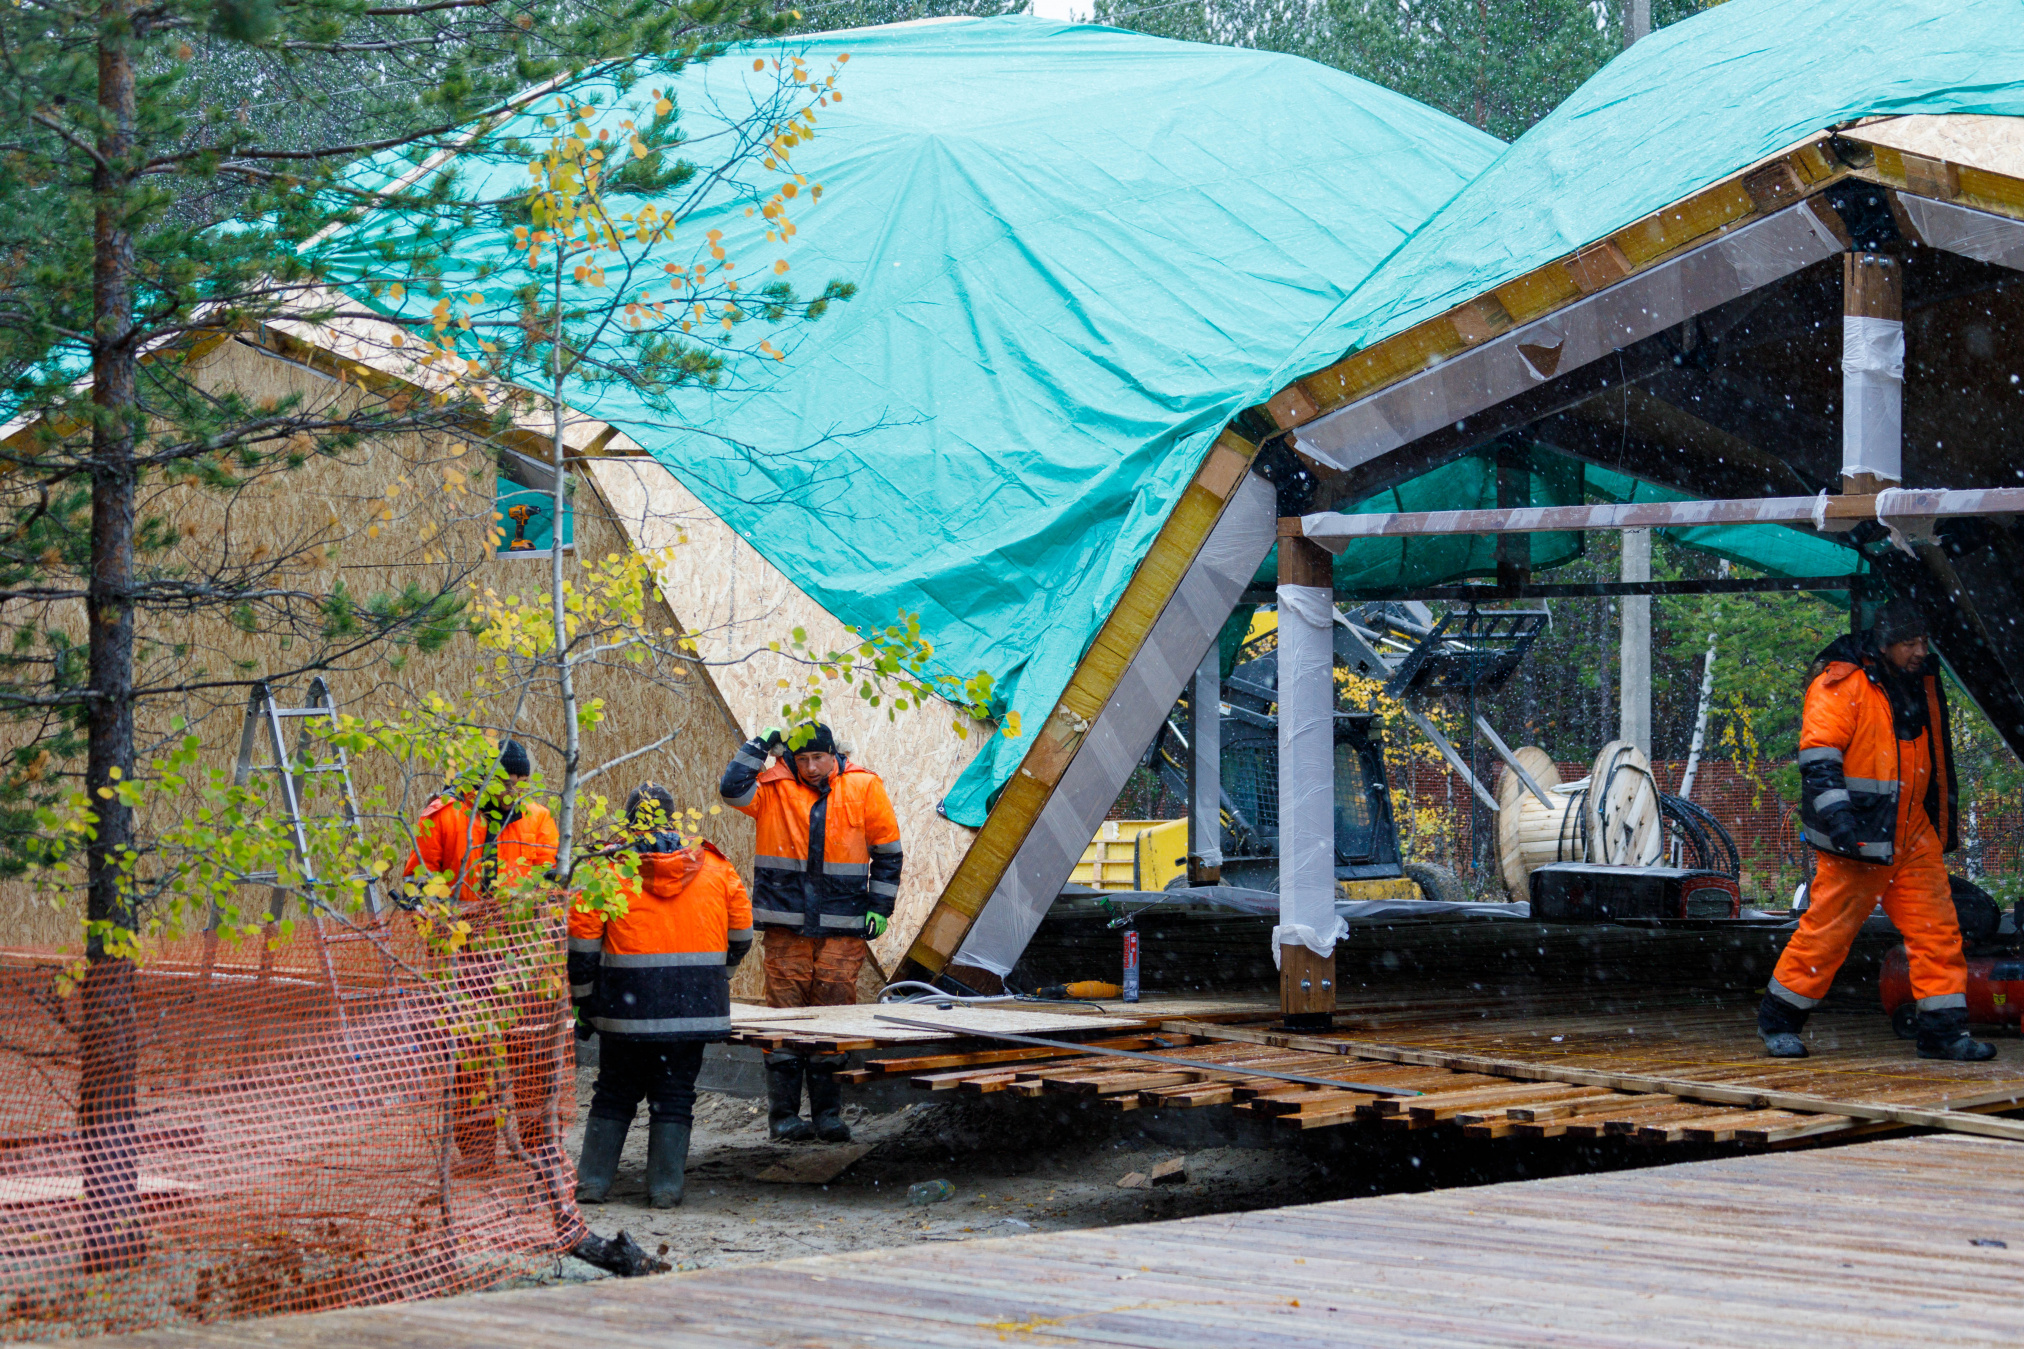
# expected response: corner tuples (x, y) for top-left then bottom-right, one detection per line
(1842, 315), (1904, 483)
(952, 474), (1277, 976)
(1272, 582), (1345, 965)
(1191, 649), (1222, 870)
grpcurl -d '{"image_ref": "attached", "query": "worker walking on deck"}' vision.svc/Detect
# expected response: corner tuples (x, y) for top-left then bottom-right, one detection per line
(720, 722), (902, 1142)
(1764, 599), (1993, 1062)
(570, 784), (753, 1208)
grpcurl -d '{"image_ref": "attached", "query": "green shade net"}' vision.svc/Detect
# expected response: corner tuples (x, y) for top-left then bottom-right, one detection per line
(1274, 0), (2024, 384)
(310, 16), (1502, 826)
(1248, 446), (1584, 595)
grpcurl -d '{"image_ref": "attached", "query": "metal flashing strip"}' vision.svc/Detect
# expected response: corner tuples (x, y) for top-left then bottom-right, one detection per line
(1300, 487), (2024, 548)
(950, 473), (1277, 978)
(1894, 193), (2024, 273)
(1291, 201), (1847, 474)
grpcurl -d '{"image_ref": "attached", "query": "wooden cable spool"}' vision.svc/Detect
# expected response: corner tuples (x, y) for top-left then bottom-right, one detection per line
(1496, 747), (1576, 896)
(1583, 740), (1663, 868)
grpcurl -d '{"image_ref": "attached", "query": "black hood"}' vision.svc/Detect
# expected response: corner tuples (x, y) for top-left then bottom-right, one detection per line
(1813, 633), (1927, 739)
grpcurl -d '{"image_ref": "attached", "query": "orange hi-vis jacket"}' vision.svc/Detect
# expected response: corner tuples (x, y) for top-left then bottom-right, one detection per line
(1797, 635), (1958, 865)
(405, 793), (560, 906)
(719, 739), (902, 935)
(568, 836), (753, 1041)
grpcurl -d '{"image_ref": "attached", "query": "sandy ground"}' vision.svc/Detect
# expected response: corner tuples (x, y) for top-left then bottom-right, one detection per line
(534, 1063), (1701, 1285)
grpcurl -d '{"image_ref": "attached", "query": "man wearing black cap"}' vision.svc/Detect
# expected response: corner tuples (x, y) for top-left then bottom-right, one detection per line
(720, 722), (902, 1140)
(1767, 598), (1992, 1061)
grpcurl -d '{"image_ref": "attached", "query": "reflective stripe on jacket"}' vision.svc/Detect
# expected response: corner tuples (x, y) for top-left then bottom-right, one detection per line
(1798, 637), (1957, 865)
(568, 837), (753, 1042)
(404, 794), (559, 906)
(719, 738), (902, 934)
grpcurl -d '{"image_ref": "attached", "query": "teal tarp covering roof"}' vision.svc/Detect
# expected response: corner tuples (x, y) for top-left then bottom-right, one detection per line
(1276, 0), (2024, 383)
(316, 16), (1500, 825)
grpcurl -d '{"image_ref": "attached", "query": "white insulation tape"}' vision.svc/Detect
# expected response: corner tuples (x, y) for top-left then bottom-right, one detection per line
(1275, 582), (1339, 959)
(1271, 919), (1350, 969)
(1842, 315), (1904, 483)
(1874, 486), (1936, 557)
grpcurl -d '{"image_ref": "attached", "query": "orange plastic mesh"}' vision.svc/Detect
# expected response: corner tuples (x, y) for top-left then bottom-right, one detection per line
(0, 911), (580, 1338)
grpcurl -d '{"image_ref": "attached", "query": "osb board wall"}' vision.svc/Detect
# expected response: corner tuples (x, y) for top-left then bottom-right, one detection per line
(1852, 114), (2024, 182)
(0, 337), (752, 951)
(583, 456), (991, 978)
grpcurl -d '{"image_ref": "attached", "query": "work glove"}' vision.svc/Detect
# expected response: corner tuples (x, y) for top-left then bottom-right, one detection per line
(574, 1007), (595, 1042)
(1827, 813), (1864, 859)
(863, 912), (889, 940)
(757, 726), (786, 755)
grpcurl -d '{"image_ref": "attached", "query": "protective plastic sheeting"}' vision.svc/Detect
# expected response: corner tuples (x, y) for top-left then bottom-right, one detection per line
(1272, 582), (1343, 963)
(1843, 315), (1906, 482)
(312, 16), (1501, 826)
(953, 474), (1277, 977)
(1274, 0), (2024, 388)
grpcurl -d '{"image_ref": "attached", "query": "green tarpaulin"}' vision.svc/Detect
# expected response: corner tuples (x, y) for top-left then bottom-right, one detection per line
(315, 16), (1501, 825)
(1276, 0), (2024, 383)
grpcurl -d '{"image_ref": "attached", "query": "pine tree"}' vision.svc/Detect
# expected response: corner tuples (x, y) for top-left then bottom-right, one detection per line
(0, 0), (795, 1272)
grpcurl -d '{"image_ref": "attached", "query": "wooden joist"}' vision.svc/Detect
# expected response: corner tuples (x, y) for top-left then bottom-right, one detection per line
(1160, 1020), (2024, 1144)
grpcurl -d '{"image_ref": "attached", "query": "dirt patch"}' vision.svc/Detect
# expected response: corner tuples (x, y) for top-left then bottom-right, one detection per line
(539, 1065), (1705, 1285)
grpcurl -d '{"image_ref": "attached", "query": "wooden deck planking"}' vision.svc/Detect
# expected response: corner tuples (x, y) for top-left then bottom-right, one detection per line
(106, 1135), (2024, 1347)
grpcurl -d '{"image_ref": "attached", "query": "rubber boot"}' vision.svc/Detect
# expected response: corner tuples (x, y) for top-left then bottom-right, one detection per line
(573, 1115), (629, 1204)
(1917, 1006), (1998, 1061)
(1757, 992), (1810, 1059)
(765, 1053), (815, 1142)
(806, 1054), (852, 1143)
(645, 1121), (691, 1209)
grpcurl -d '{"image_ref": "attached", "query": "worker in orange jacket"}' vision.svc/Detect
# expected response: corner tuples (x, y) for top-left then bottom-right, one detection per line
(569, 784), (753, 1209)
(405, 739), (560, 910)
(1765, 599), (1992, 1062)
(404, 739), (566, 1169)
(720, 722), (901, 1142)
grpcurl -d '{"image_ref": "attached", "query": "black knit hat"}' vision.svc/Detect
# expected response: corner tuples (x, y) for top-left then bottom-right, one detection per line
(792, 723), (837, 756)
(626, 782), (678, 828)
(1872, 598), (1929, 648)
(498, 739), (532, 778)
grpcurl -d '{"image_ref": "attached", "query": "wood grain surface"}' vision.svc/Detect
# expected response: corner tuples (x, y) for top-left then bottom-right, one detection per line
(102, 1134), (2024, 1347)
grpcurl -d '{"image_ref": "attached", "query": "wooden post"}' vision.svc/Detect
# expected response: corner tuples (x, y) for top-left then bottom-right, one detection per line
(1276, 522), (1336, 1029)
(1280, 944), (1335, 1020)
(1842, 252), (1903, 496)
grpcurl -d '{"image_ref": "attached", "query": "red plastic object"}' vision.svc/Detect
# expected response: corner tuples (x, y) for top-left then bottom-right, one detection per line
(1879, 944), (2024, 1030)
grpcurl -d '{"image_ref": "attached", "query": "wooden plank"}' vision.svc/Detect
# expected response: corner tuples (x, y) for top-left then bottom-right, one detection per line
(1513, 1098), (1680, 1139)
(115, 1135), (2024, 1346)
(1507, 1092), (1675, 1122)
(1736, 1114), (1859, 1147)
(1664, 1109), (1829, 1145)
(1161, 1020), (2024, 1143)
(859, 1035), (1173, 1076)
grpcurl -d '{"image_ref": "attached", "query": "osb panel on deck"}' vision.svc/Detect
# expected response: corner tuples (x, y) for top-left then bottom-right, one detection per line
(106, 1135), (2024, 1347)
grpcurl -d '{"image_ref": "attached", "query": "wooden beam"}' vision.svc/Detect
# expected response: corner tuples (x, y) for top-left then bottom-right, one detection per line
(1340, 575), (1858, 601)
(1299, 487), (2024, 547)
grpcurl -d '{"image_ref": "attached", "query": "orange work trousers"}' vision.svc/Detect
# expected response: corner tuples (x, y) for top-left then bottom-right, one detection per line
(1772, 832), (1966, 1010)
(762, 929), (868, 1007)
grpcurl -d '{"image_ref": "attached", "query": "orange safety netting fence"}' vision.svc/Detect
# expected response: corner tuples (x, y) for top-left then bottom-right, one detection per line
(0, 911), (580, 1339)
